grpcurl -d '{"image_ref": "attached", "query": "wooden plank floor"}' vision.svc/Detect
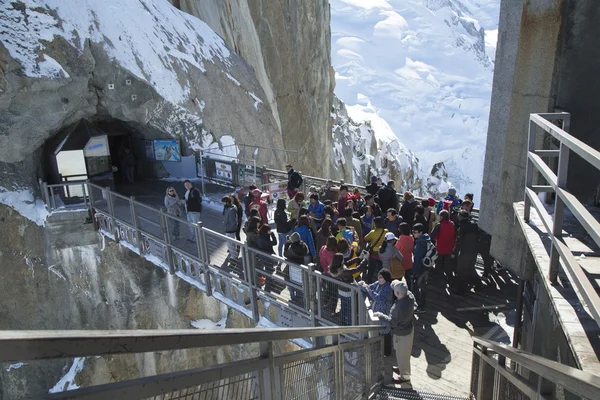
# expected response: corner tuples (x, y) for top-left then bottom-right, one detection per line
(384, 266), (518, 397)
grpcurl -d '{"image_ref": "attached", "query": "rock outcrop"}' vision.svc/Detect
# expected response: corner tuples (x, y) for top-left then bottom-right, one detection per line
(0, 0), (285, 189)
(0, 206), (298, 398)
(172, 0), (335, 175)
(331, 95), (422, 192)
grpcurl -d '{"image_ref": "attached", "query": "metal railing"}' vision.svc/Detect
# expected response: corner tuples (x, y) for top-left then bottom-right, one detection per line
(523, 112), (600, 326)
(40, 181), (372, 335)
(471, 337), (600, 399)
(0, 326), (383, 399)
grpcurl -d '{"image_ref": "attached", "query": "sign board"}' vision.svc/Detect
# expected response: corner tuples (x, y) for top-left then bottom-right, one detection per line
(83, 135), (110, 157)
(154, 140), (181, 162)
(145, 140), (155, 159)
(215, 162), (233, 182)
(268, 181), (288, 200)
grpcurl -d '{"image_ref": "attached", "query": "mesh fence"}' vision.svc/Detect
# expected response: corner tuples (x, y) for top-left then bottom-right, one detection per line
(281, 353), (335, 400)
(89, 184), (109, 214)
(496, 374), (529, 400)
(247, 248), (308, 311)
(343, 346), (366, 400)
(315, 274), (361, 326)
(134, 201), (163, 239)
(143, 372), (260, 400)
(109, 192), (133, 225)
(369, 341), (384, 390)
(46, 182), (89, 210)
(204, 229), (243, 276)
(470, 350), (480, 397)
(164, 213), (200, 259)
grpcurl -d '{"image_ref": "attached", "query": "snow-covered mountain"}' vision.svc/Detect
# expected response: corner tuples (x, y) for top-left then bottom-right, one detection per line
(331, 95), (422, 192)
(330, 0), (500, 205)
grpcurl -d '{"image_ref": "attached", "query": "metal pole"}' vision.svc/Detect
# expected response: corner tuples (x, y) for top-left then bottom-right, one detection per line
(160, 209), (175, 275)
(81, 183), (88, 207)
(130, 196), (142, 251)
(87, 180), (98, 231)
(50, 186), (56, 210)
(106, 187), (119, 243)
(524, 119), (536, 222)
(549, 144), (570, 284)
(253, 158), (257, 183)
(512, 279), (525, 350)
(199, 151), (206, 196)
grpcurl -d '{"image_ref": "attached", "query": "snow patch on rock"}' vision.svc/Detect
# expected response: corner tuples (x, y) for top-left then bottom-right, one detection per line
(0, 0), (232, 104)
(0, 187), (49, 226)
(49, 357), (86, 394)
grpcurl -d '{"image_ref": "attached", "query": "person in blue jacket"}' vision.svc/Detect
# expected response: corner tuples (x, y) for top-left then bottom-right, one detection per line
(436, 187), (461, 214)
(412, 223), (432, 314)
(293, 215), (316, 260)
(307, 193), (325, 229)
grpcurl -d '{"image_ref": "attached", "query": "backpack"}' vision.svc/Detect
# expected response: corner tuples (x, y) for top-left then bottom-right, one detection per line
(422, 240), (438, 268)
(442, 199), (454, 212)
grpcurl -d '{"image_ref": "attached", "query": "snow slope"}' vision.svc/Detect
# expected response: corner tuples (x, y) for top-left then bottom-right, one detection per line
(331, 0), (500, 205)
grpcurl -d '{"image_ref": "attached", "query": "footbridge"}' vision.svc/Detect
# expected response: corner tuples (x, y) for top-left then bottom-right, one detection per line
(26, 111), (600, 398)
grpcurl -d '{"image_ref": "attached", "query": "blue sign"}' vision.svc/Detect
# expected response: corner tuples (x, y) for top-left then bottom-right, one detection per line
(154, 140), (181, 162)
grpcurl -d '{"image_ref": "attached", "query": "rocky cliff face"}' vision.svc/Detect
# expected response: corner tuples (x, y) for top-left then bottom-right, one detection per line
(0, 206), (296, 398)
(331, 95), (423, 192)
(172, 0), (335, 175)
(0, 0), (285, 189)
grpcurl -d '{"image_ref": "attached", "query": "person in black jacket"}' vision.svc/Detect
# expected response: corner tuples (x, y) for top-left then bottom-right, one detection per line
(286, 164), (303, 199)
(365, 176), (381, 196)
(184, 180), (202, 241)
(230, 194), (243, 241)
(364, 195), (383, 218)
(399, 191), (416, 227)
(243, 185), (256, 218)
(452, 210), (482, 295)
(329, 252), (368, 325)
(274, 198), (290, 257)
(376, 181), (398, 214)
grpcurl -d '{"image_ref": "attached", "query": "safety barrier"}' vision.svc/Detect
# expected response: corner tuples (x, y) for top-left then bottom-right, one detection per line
(0, 326), (383, 399)
(40, 181), (373, 337)
(471, 336), (600, 399)
(523, 112), (600, 326)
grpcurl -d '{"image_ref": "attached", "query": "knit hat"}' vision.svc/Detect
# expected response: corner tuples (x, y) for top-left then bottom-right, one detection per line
(371, 176), (378, 183)
(428, 197), (436, 207)
(391, 279), (408, 295)
(448, 188), (457, 196)
(384, 232), (396, 241)
(290, 232), (301, 243)
(252, 189), (261, 197)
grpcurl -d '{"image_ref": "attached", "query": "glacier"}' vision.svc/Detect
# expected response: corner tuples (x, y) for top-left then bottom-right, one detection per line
(330, 0), (500, 205)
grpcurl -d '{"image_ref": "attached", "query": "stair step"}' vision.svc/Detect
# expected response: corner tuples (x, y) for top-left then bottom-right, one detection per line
(376, 387), (471, 400)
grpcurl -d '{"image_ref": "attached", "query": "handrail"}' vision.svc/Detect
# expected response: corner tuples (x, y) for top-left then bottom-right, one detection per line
(0, 326), (381, 363)
(472, 337), (600, 399)
(524, 112), (600, 327)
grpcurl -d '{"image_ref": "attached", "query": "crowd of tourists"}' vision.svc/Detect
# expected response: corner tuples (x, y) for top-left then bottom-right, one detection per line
(211, 165), (499, 385)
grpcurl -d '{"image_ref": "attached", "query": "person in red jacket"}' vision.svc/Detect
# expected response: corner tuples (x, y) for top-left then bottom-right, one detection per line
(430, 210), (457, 283)
(249, 189), (269, 226)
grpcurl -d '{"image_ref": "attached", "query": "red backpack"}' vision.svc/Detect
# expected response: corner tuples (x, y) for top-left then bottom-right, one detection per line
(442, 199), (454, 212)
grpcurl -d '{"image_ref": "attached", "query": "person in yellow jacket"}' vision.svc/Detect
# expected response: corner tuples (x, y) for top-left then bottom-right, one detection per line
(337, 239), (362, 279)
(363, 216), (389, 283)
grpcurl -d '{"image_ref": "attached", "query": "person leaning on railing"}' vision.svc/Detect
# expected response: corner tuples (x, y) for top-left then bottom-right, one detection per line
(329, 251), (368, 326)
(374, 280), (415, 384)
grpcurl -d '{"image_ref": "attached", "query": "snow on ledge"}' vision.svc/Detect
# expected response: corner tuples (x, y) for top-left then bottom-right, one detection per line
(49, 357), (85, 394)
(0, 187), (49, 226)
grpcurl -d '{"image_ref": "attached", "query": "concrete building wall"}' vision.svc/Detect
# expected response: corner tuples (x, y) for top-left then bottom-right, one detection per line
(554, 1), (600, 203)
(480, 0), (566, 271)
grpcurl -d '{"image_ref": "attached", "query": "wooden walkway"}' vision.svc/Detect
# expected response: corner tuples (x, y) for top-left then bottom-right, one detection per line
(384, 264), (518, 396)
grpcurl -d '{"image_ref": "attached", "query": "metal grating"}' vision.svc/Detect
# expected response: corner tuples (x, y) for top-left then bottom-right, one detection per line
(496, 374), (529, 400)
(470, 350), (480, 396)
(370, 341), (384, 389)
(375, 387), (470, 400)
(281, 353), (335, 400)
(344, 346), (366, 400)
(143, 372), (260, 400)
